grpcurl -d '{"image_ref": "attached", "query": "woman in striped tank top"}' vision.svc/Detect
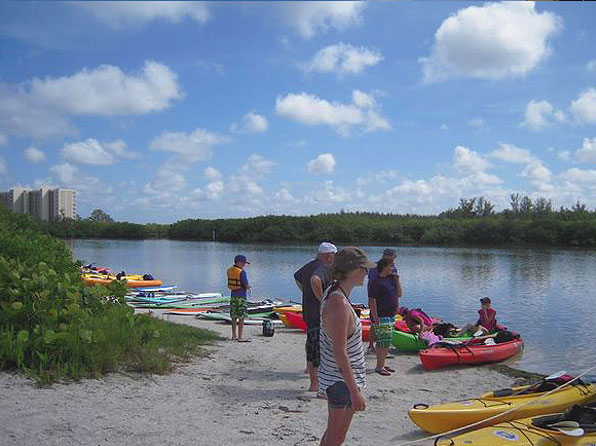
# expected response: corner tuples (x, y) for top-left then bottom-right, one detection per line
(318, 247), (376, 446)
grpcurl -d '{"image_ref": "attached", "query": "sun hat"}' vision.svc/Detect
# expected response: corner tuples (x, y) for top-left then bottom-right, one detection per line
(333, 246), (376, 272)
(234, 254), (250, 264)
(317, 242), (338, 254)
(480, 297), (491, 303)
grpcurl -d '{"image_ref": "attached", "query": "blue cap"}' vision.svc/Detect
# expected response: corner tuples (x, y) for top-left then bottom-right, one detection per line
(234, 254), (249, 264)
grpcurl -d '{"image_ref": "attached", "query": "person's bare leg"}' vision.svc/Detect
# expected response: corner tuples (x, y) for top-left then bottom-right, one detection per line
(375, 346), (389, 372)
(307, 361), (318, 391)
(368, 327), (376, 351)
(231, 319), (237, 340)
(320, 406), (355, 446)
(237, 318), (245, 341)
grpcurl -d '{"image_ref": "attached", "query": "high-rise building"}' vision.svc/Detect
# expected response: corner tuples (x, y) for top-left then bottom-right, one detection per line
(0, 187), (77, 220)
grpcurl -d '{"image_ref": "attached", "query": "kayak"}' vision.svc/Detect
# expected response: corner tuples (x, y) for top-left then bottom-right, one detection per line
(392, 330), (498, 353)
(435, 402), (596, 446)
(82, 275), (162, 288)
(419, 336), (523, 370)
(283, 311), (308, 331)
(409, 381), (596, 433)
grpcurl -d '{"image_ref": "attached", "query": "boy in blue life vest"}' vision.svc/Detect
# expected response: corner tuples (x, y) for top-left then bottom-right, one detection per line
(227, 254), (251, 342)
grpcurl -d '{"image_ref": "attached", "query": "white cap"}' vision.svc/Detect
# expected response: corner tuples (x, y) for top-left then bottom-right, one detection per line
(317, 242), (337, 254)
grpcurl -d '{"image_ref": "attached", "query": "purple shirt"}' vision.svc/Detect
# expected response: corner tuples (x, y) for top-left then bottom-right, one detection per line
(369, 275), (399, 318)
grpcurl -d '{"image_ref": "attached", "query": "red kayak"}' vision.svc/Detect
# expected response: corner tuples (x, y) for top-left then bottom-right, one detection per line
(419, 336), (523, 370)
(283, 311), (308, 332)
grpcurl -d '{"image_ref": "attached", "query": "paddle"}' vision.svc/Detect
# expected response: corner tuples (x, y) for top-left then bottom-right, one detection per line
(511, 370), (567, 396)
(549, 422), (584, 436)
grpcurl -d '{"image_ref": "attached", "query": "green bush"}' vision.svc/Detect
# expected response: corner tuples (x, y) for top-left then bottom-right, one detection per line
(0, 207), (219, 385)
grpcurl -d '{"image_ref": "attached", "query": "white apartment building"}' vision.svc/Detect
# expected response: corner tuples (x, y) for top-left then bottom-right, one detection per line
(0, 187), (77, 221)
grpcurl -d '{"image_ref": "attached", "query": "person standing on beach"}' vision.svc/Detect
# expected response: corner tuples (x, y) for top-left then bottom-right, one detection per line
(367, 248), (400, 352)
(227, 254), (251, 342)
(294, 242), (337, 391)
(369, 257), (402, 376)
(318, 247), (374, 446)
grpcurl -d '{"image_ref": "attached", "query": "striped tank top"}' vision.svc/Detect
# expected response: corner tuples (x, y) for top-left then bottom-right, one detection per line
(318, 284), (366, 394)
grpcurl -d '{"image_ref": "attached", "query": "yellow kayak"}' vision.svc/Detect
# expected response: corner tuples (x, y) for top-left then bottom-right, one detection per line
(436, 403), (596, 445)
(409, 381), (596, 434)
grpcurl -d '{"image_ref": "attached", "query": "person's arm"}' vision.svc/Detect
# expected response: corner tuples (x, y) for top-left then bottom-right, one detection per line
(241, 270), (250, 291)
(294, 268), (303, 292)
(322, 296), (366, 411)
(369, 281), (379, 324)
(392, 274), (402, 298)
(310, 274), (324, 302)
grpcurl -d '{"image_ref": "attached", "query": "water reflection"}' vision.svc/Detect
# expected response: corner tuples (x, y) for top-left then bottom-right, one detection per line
(72, 239), (596, 375)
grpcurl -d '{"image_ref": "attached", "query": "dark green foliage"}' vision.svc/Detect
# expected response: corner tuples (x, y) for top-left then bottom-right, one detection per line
(34, 195), (596, 247)
(0, 207), (218, 385)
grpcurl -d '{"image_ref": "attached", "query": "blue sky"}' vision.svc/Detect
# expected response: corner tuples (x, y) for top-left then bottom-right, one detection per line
(1, 1), (596, 223)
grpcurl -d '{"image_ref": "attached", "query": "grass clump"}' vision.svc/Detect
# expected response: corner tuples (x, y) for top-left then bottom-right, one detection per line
(0, 207), (219, 385)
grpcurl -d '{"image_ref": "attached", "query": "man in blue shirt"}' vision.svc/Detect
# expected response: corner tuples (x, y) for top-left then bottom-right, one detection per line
(227, 254), (251, 342)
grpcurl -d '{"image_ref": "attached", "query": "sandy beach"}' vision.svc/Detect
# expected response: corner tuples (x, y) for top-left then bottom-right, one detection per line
(0, 310), (524, 446)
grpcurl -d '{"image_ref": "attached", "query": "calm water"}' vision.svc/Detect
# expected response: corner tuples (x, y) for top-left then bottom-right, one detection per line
(70, 239), (596, 376)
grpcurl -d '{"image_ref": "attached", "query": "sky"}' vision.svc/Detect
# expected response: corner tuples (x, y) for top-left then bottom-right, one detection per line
(1, 1), (596, 223)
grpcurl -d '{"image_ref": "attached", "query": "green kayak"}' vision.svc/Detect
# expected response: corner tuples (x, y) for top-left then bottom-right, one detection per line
(391, 330), (496, 352)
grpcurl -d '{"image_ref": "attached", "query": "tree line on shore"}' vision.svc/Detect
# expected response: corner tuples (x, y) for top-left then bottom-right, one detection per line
(38, 194), (596, 247)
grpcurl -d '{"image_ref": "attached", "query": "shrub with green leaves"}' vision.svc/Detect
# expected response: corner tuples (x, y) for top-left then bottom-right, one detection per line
(0, 207), (218, 384)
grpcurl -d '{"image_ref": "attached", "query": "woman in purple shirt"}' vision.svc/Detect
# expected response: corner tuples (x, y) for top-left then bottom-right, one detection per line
(369, 257), (402, 376)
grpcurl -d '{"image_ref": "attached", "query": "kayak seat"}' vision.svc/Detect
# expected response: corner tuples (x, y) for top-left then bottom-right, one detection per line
(533, 403), (596, 430)
(493, 388), (514, 397)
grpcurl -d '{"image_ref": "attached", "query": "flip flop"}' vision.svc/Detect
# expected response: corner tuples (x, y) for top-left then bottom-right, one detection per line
(237, 338), (252, 343)
(375, 369), (391, 376)
(384, 366), (396, 373)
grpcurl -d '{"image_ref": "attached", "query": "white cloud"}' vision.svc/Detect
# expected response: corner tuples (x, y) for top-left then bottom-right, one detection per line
(308, 153), (336, 174)
(230, 111), (268, 134)
(240, 154), (276, 178)
(0, 134), (8, 148)
(305, 43), (382, 75)
(204, 166), (222, 181)
(454, 146), (489, 173)
(282, 2), (366, 39)
(305, 180), (350, 203)
(570, 88), (596, 124)
(49, 162), (78, 184)
(521, 100), (566, 131)
(274, 188), (297, 204)
(143, 168), (187, 195)
(31, 61), (182, 116)
(420, 2), (560, 82)
(0, 61), (183, 140)
(276, 90), (389, 136)
(575, 137), (596, 164)
(24, 146), (46, 163)
(61, 138), (138, 165)
(559, 168), (596, 187)
(489, 143), (552, 186)
(558, 150), (571, 161)
(440, 124), (449, 131)
(76, 2), (209, 27)
(586, 60), (596, 72)
(352, 90), (375, 108)
(150, 127), (229, 162)
(490, 143), (535, 164)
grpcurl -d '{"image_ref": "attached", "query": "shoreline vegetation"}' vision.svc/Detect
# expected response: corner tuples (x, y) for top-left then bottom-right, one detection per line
(0, 207), (219, 385)
(38, 195), (596, 248)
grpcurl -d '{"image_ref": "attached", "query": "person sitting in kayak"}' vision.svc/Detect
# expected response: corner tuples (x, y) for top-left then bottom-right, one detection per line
(456, 297), (502, 336)
(398, 307), (433, 335)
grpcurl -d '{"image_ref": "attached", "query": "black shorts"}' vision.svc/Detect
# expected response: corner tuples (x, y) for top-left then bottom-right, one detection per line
(305, 327), (320, 367)
(326, 381), (352, 409)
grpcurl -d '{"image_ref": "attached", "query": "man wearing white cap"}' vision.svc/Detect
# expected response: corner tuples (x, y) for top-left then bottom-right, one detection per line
(294, 241), (337, 391)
